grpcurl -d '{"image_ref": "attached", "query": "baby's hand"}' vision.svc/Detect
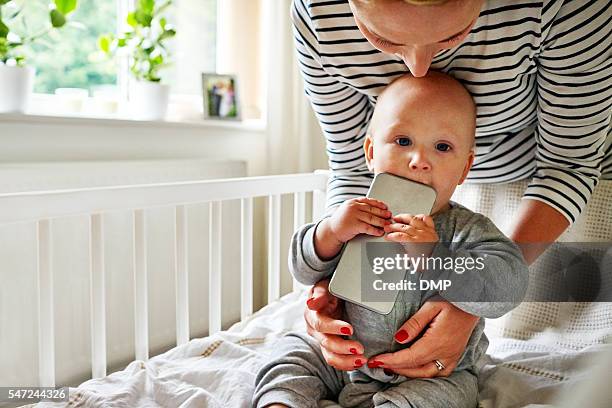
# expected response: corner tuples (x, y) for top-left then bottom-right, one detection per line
(328, 197), (392, 243)
(384, 214), (438, 257)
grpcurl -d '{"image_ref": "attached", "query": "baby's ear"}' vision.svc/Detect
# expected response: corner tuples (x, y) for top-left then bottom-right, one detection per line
(458, 149), (475, 185)
(364, 135), (375, 171)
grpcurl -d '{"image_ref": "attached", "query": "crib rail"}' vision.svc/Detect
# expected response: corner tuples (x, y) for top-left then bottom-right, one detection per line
(0, 171), (329, 387)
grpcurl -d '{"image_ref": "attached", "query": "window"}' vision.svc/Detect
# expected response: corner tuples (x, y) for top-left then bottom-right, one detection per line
(21, 0), (218, 116)
(22, 0), (117, 94)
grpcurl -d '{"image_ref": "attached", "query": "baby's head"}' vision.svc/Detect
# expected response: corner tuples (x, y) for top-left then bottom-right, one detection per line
(364, 72), (476, 214)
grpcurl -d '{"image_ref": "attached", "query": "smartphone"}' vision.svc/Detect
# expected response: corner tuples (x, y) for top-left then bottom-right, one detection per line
(328, 172), (437, 315)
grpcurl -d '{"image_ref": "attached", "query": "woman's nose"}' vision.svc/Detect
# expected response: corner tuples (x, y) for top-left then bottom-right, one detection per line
(397, 46), (435, 77)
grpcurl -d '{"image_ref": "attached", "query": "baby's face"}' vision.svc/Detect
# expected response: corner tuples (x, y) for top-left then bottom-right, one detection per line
(364, 74), (475, 214)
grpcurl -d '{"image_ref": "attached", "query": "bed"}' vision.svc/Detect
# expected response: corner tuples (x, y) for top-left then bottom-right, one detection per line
(1, 171), (610, 408)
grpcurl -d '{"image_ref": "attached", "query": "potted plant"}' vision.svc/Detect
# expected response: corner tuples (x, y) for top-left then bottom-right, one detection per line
(99, 0), (175, 121)
(0, 0), (79, 113)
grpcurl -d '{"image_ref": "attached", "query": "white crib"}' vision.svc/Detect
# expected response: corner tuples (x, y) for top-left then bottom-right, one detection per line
(0, 171), (329, 392)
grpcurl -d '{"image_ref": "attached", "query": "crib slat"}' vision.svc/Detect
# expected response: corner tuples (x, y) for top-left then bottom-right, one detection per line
(37, 219), (55, 387)
(209, 201), (222, 335)
(240, 198), (253, 320)
(267, 194), (281, 303)
(133, 209), (149, 361)
(90, 214), (107, 378)
(293, 192), (307, 291)
(175, 205), (190, 345)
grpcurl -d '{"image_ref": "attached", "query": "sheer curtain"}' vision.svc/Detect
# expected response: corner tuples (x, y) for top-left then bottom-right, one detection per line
(262, 0), (326, 175)
(217, 0), (326, 175)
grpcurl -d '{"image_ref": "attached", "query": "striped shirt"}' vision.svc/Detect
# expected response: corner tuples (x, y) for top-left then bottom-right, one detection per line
(291, 0), (611, 223)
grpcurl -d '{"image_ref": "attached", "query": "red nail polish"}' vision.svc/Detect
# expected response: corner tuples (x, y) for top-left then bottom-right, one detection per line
(354, 359), (363, 367)
(367, 360), (384, 368)
(350, 348), (358, 355)
(384, 368), (394, 376)
(306, 298), (314, 307)
(340, 327), (351, 335)
(395, 329), (409, 343)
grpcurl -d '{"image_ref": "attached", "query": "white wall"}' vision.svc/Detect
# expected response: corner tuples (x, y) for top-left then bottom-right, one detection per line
(0, 115), (268, 174)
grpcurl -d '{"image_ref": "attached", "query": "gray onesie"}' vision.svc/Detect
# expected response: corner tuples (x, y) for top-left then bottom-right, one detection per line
(253, 202), (528, 408)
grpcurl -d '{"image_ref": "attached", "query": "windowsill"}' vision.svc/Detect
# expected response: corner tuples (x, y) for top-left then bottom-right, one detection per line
(0, 111), (267, 132)
(0, 93), (266, 132)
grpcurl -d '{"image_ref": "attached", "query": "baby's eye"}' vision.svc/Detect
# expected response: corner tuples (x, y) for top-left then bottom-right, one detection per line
(436, 142), (452, 152)
(396, 137), (412, 147)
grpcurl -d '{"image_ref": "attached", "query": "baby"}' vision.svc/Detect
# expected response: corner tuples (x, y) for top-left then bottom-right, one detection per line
(253, 72), (528, 408)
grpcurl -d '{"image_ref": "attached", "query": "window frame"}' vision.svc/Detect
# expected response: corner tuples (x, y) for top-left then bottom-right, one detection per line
(27, 0), (217, 121)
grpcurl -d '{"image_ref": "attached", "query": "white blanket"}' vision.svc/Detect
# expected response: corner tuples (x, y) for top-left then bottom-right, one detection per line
(37, 290), (309, 408)
(33, 287), (610, 408)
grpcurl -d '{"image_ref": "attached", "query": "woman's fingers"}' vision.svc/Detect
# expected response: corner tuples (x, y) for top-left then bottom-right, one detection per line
(370, 299), (478, 377)
(314, 331), (365, 356)
(307, 283), (338, 313)
(320, 343), (366, 371)
(303, 279), (367, 371)
(369, 343), (432, 371)
(307, 279), (339, 312)
(392, 300), (442, 345)
(310, 310), (354, 336)
(391, 360), (454, 378)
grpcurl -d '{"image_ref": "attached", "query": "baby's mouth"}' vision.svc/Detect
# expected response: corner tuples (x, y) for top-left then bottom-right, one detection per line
(406, 176), (431, 186)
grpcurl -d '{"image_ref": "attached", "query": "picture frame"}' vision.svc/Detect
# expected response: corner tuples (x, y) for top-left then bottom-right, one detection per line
(201, 73), (241, 120)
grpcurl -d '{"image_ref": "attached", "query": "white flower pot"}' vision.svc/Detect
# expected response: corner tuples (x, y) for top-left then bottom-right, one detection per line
(0, 65), (36, 113)
(129, 81), (170, 121)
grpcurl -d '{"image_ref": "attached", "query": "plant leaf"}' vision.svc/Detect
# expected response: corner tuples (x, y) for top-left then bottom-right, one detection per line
(98, 34), (112, 53)
(126, 11), (137, 28)
(134, 9), (152, 27)
(138, 0), (154, 14)
(159, 28), (175, 41)
(54, 0), (78, 16)
(0, 0), (12, 5)
(0, 18), (8, 38)
(50, 9), (66, 28)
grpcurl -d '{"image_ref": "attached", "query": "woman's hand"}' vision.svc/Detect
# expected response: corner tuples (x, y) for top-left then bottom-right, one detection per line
(304, 279), (367, 371)
(368, 298), (479, 377)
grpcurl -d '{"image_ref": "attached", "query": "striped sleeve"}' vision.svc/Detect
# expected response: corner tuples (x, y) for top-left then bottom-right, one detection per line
(527, 0), (611, 223)
(291, 0), (374, 213)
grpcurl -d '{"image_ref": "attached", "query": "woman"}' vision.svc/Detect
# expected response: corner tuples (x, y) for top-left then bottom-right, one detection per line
(292, 0), (611, 381)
